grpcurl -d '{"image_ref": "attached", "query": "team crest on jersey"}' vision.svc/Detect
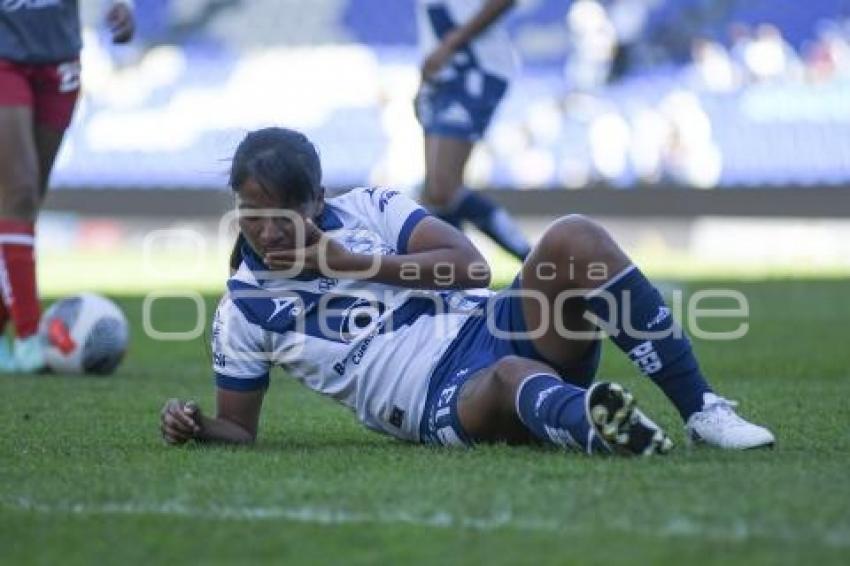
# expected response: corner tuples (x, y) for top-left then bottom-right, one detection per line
(341, 230), (393, 255)
(338, 298), (385, 343)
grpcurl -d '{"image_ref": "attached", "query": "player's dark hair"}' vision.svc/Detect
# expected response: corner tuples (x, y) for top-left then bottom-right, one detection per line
(229, 127), (322, 204)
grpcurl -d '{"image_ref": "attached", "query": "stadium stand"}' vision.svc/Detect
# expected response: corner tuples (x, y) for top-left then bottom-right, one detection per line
(56, 0), (850, 191)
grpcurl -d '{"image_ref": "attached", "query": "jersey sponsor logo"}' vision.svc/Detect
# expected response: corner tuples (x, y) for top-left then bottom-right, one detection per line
(2, 0), (61, 12)
(349, 320), (382, 364)
(629, 341), (663, 375)
(213, 352), (226, 368)
(331, 319), (384, 376)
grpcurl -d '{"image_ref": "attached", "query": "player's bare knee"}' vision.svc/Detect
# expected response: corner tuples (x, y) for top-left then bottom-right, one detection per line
(552, 215), (610, 250)
(491, 355), (548, 396)
(540, 215), (622, 279)
(464, 356), (535, 421)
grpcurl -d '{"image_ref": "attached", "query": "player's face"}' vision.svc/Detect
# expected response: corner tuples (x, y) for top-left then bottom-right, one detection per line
(236, 176), (323, 255)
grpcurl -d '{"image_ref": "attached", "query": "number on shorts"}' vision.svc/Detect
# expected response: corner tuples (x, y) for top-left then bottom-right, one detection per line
(57, 61), (81, 93)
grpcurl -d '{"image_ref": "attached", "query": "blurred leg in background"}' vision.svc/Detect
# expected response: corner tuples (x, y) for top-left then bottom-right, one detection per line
(415, 1), (531, 261)
(421, 130), (532, 260)
(0, 59), (79, 372)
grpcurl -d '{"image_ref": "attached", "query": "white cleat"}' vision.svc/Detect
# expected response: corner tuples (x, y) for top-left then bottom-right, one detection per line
(686, 392), (775, 450)
(0, 336), (16, 373)
(12, 334), (46, 373)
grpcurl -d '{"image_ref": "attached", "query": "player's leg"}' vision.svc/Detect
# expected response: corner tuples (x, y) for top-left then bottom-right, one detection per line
(0, 103), (43, 372)
(454, 355), (671, 455)
(517, 214), (710, 417)
(0, 60), (79, 372)
(421, 133), (469, 228)
(0, 62), (36, 370)
(423, 134), (531, 259)
(518, 215), (774, 448)
(416, 78), (530, 259)
(32, 60), (79, 200)
(22, 62), (78, 372)
(33, 123), (66, 202)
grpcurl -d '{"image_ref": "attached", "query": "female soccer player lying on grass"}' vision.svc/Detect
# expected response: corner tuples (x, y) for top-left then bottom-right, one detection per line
(160, 127), (774, 455)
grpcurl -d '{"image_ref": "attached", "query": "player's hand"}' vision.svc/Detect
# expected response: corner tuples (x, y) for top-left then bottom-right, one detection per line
(263, 220), (353, 276)
(106, 2), (135, 44)
(160, 399), (202, 445)
(421, 43), (455, 82)
(421, 29), (464, 81)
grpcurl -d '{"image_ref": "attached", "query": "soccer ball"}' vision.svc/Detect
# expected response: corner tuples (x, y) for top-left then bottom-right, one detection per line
(39, 293), (129, 375)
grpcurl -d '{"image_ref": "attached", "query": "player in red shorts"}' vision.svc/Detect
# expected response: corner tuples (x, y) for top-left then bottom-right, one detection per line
(0, 0), (135, 372)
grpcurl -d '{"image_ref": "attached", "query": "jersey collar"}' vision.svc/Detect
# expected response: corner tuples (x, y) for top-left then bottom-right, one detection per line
(317, 204), (344, 230)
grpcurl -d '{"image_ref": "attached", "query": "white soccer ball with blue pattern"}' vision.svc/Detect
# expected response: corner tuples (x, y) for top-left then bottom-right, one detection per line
(39, 293), (129, 375)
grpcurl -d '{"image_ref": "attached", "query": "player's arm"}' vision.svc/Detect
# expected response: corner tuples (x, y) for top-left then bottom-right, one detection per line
(106, 0), (135, 44)
(160, 388), (265, 446)
(422, 0), (516, 80)
(353, 216), (492, 289)
(266, 215), (491, 289)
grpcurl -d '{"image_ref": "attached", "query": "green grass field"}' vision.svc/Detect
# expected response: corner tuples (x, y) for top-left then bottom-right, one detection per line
(1, 278), (849, 565)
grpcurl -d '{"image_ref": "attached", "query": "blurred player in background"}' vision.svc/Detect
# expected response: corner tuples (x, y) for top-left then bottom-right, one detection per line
(0, 0), (134, 372)
(415, 0), (531, 261)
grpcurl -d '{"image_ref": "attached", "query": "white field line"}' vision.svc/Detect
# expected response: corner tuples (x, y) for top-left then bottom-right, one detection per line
(3, 497), (849, 548)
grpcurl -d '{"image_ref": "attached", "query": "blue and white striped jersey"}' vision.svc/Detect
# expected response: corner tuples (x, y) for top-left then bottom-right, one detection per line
(211, 187), (491, 441)
(417, 0), (518, 83)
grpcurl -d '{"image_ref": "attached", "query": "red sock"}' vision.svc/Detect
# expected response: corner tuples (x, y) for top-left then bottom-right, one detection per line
(0, 219), (40, 338)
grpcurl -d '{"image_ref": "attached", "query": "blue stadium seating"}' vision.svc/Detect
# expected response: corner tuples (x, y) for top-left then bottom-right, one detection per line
(53, 0), (850, 190)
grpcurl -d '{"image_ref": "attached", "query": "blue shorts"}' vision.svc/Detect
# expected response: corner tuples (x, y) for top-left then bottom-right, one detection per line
(419, 278), (602, 446)
(416, 2), (509, 141)
(415, 74), (508, 141)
